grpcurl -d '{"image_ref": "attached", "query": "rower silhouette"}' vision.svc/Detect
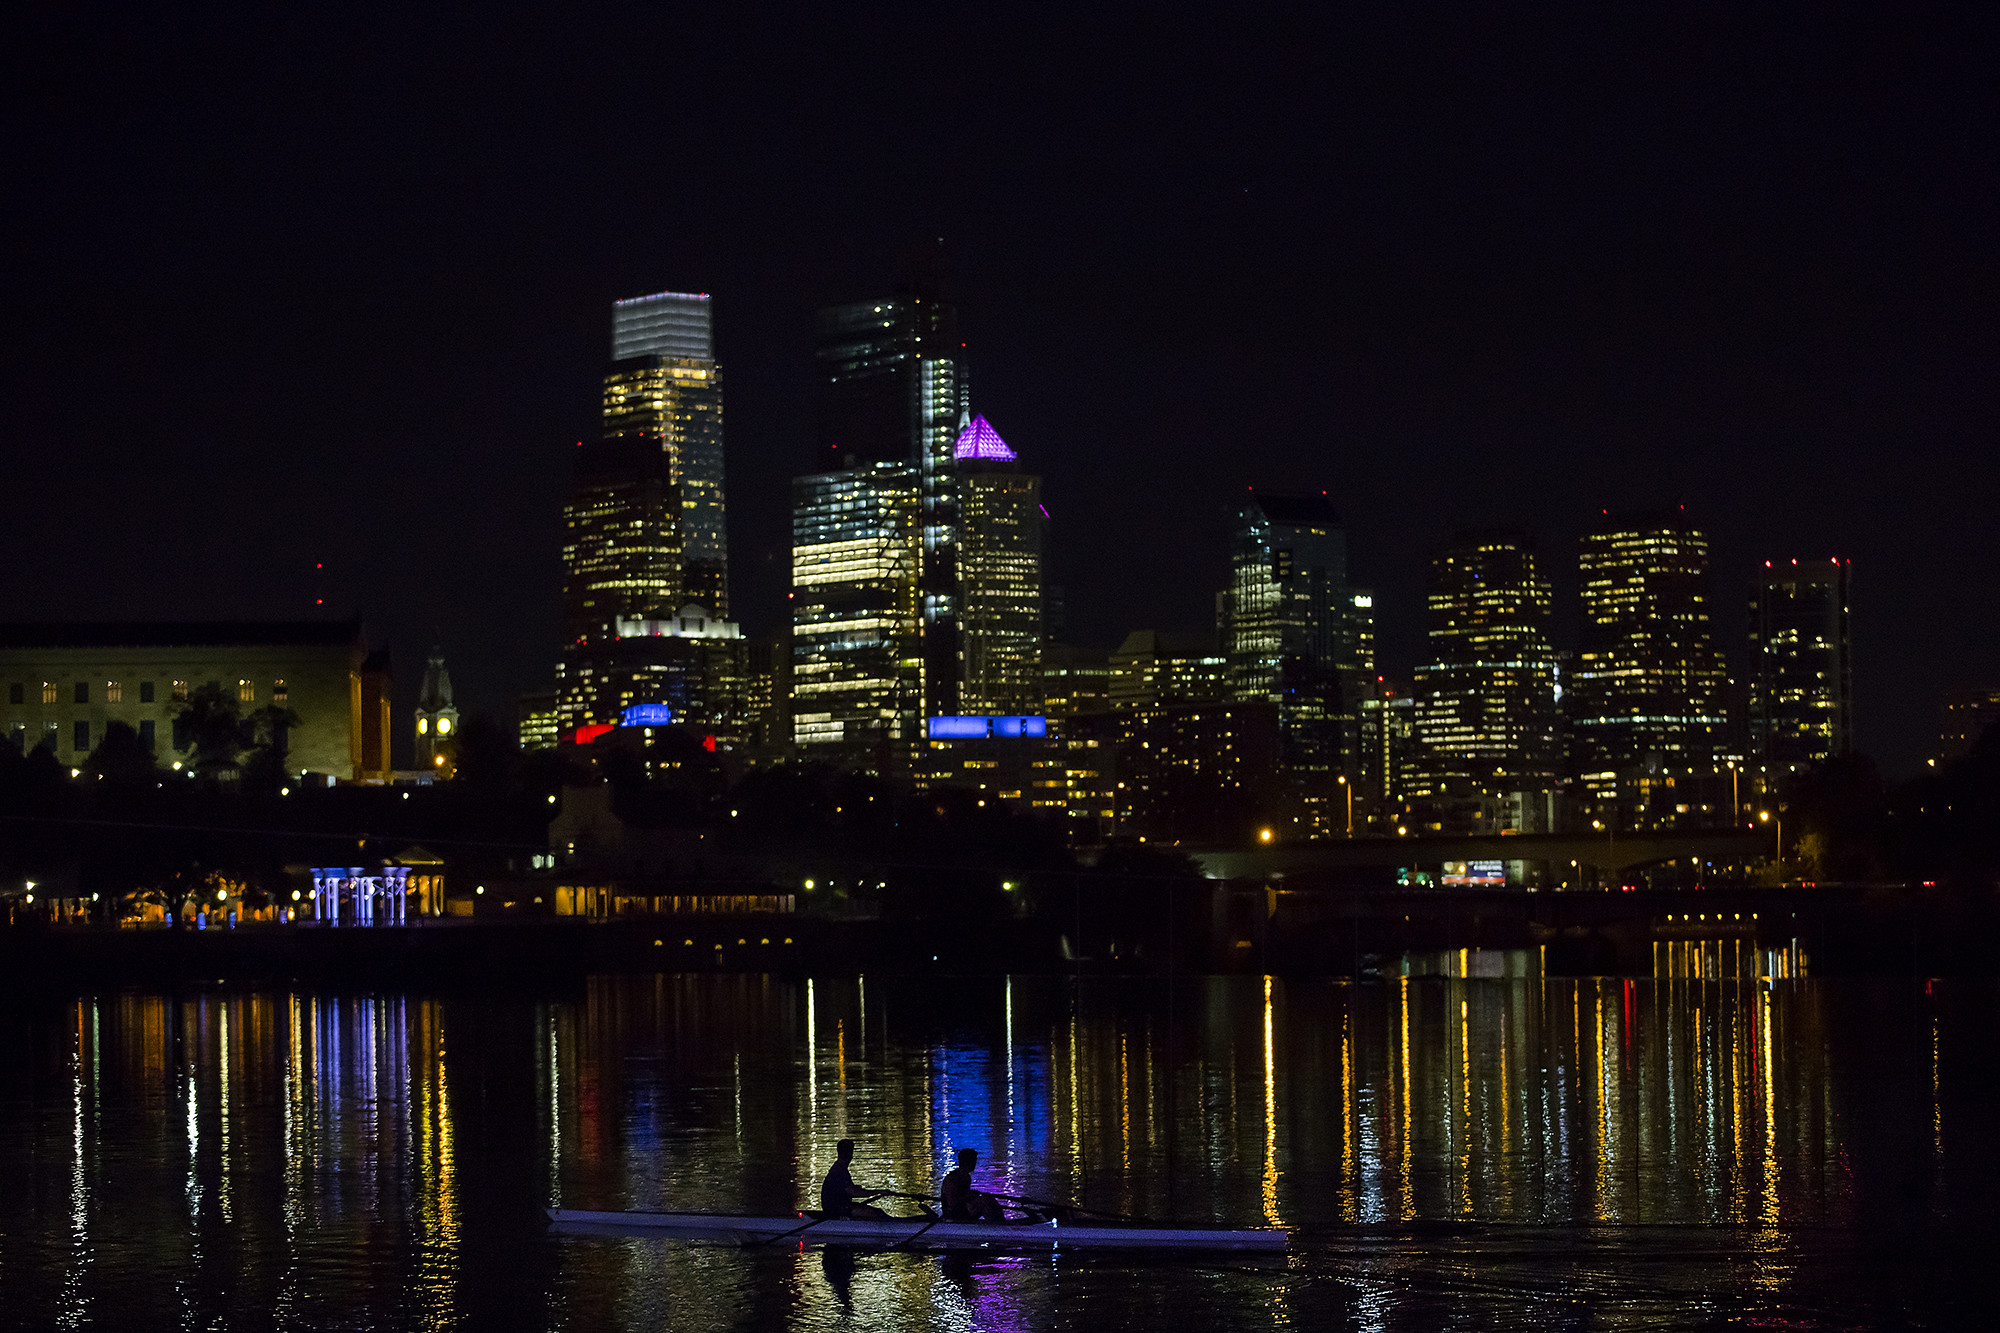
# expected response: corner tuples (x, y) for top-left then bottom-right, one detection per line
(820, 1139), (889, 1220)
(939, 1147), (1007, 1222)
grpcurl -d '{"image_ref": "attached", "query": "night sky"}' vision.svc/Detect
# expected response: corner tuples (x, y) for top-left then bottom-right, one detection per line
(5, 4), (1994, 776)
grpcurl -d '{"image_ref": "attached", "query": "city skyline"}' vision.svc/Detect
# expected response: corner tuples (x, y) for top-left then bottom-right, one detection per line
(5, 7), (1995, 778)
(7, 12), (2000, 1329)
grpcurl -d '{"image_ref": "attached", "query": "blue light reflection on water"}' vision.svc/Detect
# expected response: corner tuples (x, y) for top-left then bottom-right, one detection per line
(0, 974), (1996, 1329)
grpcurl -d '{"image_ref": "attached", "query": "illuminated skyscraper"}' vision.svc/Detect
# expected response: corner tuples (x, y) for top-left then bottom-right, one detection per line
(815, 259), (966, 717)
(954, 415), (1043, 715)
(603, 291), (727, 615)
(1411, 532), (1561, 799)
(1349, 589), (1376, 674)
(1571, 511), (1728, 821)
(558, 291), (738, 738)
(789, 463), (922, 768)
(558, 429), (678, 734)
(1358, 675), (1415, 812)
(1108, 631), (1229, 709)
(1748, 558), (1852, 778)
(1222, 491), (1364, 810)
(1041, 643), (1114, 717)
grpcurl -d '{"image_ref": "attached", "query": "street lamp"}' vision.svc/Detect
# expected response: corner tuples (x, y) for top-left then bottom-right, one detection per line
(1759, 810), (1782, 868)
(1336, 775), (1353, 837)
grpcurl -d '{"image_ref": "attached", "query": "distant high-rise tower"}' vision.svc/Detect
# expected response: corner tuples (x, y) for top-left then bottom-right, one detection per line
(604, 291), (727, 616)
(953, 415), (1043, 715)
(789, 462), (922, 768)
(1412, 532), (1561, 797)
(1222, 491), (1365, 820)
(557, 290), (738, 738)
(815, 255), (966, 718)
(1571, 511), (1728, 821)
(1748, 558), (1852, 779)
(1358, 674), (1415, 813)
(414, 647), (459, 778)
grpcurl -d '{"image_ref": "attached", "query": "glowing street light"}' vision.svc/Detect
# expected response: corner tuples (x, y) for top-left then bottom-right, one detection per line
(1759, 810), (1783, 866)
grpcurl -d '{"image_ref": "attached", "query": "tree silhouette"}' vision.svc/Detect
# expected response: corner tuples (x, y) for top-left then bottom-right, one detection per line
(176, 683), (247, 783)
(82, 719), (160, 792)
(241, 701), (303, 793)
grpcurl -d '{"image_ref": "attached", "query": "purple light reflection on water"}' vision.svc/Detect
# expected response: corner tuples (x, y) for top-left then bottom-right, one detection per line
(962, 1253), (1041, 1333)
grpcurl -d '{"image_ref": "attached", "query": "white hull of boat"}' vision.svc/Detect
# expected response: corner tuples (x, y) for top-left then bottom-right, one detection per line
(546, 1208), (1287, 1252)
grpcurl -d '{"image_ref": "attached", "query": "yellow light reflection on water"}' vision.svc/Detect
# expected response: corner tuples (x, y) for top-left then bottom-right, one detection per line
(1262, 975), (1279, 1225)
(1340, 1005), (1356, 1224)
(1398, 975), (1413, 1221)
(1458, 992), (1471, 1218)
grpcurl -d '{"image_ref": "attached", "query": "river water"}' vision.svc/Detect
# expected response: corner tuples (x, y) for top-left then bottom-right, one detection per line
(0, 965), (1992, 1329)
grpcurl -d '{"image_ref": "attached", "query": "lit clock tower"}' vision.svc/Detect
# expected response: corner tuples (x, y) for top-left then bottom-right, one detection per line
(414, 647), (460, 779)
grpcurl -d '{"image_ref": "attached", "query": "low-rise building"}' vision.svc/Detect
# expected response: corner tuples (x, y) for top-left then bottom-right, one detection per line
(0, 620), (387, 781)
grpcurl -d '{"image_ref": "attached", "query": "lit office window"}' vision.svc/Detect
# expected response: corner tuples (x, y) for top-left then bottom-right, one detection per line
(43, 683), (58, 705)
(106, 680), (123, 704)
(172, 680), (189, 704)
(273, 679), (288, 704)
(238, 680), (255, 704)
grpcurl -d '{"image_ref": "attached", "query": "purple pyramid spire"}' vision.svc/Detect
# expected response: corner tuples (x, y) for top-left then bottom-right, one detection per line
(953, 414), (1016, 462)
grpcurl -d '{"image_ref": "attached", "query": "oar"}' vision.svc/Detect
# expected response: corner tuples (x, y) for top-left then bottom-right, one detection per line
(983, 1191), (1147, 1224)
(753, 1188), (942, 1247)
(750, 1212), (837, 1247)
(882, 1215), (945, 1253)
(858, 1189), (941, 1208)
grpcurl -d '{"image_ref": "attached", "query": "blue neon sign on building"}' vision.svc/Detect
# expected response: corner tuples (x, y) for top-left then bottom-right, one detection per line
(926, 715), (1047, 739)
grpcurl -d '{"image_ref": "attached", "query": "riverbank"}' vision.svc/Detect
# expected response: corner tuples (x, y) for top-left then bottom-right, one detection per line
(3, 879), (1994, 984)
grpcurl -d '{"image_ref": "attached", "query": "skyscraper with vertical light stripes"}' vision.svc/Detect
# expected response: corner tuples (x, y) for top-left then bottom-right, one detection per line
(788, 463), (922, 767)
(813, 251), (967, 720)
(556, 290), (741, 739)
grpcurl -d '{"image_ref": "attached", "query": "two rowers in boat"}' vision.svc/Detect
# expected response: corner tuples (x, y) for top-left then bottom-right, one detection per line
(820, 1139), (1010, 1223)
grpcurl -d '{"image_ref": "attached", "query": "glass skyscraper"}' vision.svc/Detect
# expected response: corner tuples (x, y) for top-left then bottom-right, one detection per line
(1571, 511), (1728, 823)
(954, 415), (1043, 716)
(1411, 532), (1562, 800)
(815, 265), (966, 719)
(789, 463), (922, 767)
(1748, 558), (1852, 780)
(1222, 491), (1365, 824)
(557, 291), (738, 738)
(604, 291), (727, 616)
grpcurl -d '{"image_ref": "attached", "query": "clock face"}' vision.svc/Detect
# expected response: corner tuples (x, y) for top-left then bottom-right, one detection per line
(437, 717), (452, 735)
(417, 718), (428, 734)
